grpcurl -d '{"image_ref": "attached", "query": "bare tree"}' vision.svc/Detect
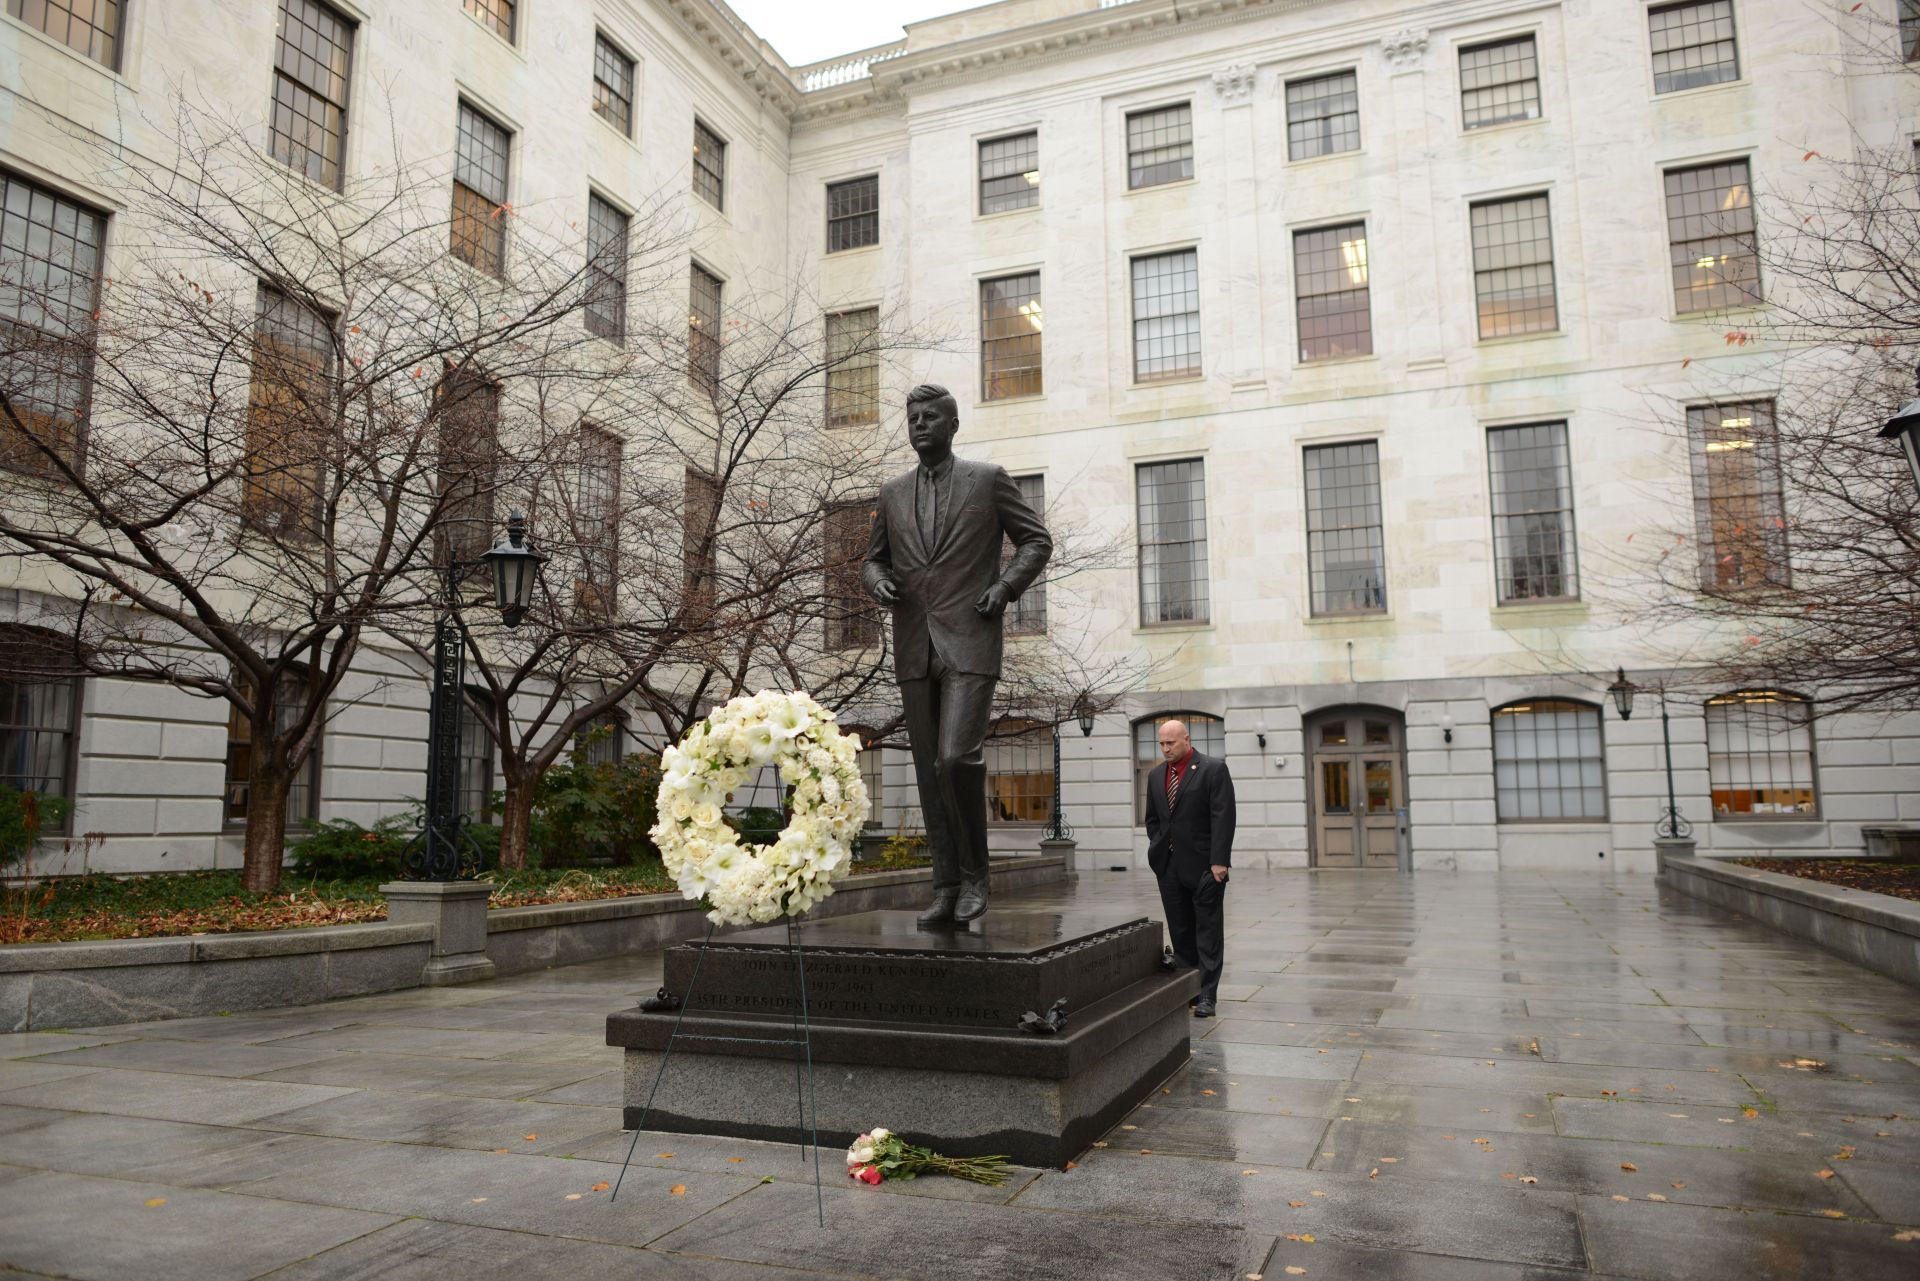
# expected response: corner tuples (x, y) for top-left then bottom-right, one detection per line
(0, 99), (668, 889)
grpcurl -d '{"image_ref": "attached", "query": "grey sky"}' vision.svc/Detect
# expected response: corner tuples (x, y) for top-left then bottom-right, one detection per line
(725, 1), (969, 67)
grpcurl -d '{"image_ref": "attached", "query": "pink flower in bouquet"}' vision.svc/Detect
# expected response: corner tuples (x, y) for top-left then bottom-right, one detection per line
(852, 1164), (883, 1184)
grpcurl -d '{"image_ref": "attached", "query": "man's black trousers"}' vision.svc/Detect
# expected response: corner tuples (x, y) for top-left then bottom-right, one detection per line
(1157, 865), (1225, 1001)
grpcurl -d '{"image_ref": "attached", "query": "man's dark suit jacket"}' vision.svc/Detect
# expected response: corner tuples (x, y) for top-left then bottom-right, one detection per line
(1144, 751), (1237, 882)
(861, 457), (1052, 682)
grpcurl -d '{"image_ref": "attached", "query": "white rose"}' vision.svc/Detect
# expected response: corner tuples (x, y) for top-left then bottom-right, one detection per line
(869, 1128), (890, 1144)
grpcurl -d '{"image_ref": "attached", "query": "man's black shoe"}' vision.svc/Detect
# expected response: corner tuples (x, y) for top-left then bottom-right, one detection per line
(915, 891), (959, 928)
(1192, 999), (1216, 1018)
(953, 879), (989, 923)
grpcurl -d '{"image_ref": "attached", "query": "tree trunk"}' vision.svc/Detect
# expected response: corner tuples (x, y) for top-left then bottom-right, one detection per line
(496, 766), (535, 872)
(241, 762), (292, 894)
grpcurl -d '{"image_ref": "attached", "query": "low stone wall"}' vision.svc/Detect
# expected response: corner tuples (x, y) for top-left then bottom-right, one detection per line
(1661, 853), (1920, 987)
(0, 854), (1071, 1030)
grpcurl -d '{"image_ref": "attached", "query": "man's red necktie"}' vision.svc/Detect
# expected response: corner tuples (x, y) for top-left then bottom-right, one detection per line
(1166, 759), (1183, 810)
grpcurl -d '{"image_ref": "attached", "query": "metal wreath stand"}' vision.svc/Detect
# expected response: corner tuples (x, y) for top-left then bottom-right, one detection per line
(611, 914), (826, 1226)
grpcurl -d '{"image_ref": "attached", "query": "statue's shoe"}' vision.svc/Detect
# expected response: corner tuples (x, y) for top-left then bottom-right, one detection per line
(915, 891), (959, 927)
(953, 880), (989, 923)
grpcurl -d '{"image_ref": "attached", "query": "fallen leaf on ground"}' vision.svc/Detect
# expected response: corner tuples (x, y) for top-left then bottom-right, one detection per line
(1287, 1269), (1308, 1277)
(1671, 1182), (1686, 1189)
(670, 1184), (687, 1196)
(728, 1157), (744, 1163)
(1092, 1141), (1109, 1148)
(1717, 1118), (1737, 1125)
(1892, 1229), (1920, 1241)
(1522, 1113), (1536, 1119)
(1520, 1176), (1538, 1184)
(471, 1197), (488, 1203)
(1647, 1193), (1667, 1202)
(1139, 1149), (1152, 1155)
(144, 1198), (166, 1208)
(565, 1193), (582, 1201)
(1121, 1125), (1138, 1131)
(1284, 1233), (1315, 1243)
(1667, 1114), (1687, 1119)
(1311, 1190), (1327, 1197)
(658, 1152), (675, 1159)
(1611, 1195), (1630, 1202)
(1379, 1156), (1399, 1163)
(1742, 1108), (1759, 1119)
(1368, 1168), (1380, 1179)
(1818, 1170), (1836, 1179)
(1820, 1210), (1847, 1219)
(1242, 1169), (1259, 1176)
(1065, 1161), (1078, 1170)
(524, 1134), (538, 1142)
(1346, 1097), (1361, 1103)
(1288, 1199), (1306, 1207)
(493, 1148), (509, 1154)
(591, 1181), (610, 1192)
(1201, 1089), (1217, 1096)
(1621, 1162), (1638, 1172)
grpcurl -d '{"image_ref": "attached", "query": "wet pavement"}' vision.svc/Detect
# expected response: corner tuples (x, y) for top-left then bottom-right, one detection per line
(1, 869), (1916, 1279)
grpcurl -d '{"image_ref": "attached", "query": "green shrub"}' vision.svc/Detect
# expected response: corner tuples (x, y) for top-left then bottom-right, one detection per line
(532, 751), (661, 869)
(286, 815), (415, 880)
(0, 787), (72, 871)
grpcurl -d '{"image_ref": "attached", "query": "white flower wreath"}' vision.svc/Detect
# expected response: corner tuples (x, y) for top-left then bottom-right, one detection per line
(649, 690), (870, 926)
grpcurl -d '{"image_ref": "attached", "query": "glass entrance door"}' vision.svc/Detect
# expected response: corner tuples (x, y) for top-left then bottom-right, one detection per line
(1307, 709), (1405, 868)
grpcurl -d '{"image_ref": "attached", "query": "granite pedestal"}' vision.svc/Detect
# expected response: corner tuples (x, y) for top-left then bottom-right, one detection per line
(604, 908), (1197, 1167)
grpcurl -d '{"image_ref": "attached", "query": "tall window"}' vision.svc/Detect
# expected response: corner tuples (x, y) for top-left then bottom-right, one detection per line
(245, 286), (333, 537)
(1131, 249), (1201, 382)
(1460, 36), (1541, 129)
(577, 709), (624, 767)
(572, 423), (621, 616)
(224, 669), (321, 828)
(1665, 159), (1759, 313)
(683, 467), (719, 609)
(825, 308), (879, 427)
(1133, 713), (1223, 823)
(5, 0), (122, 69)
(592, 33), (635, 135)
(1294, 223), (1371, 361)
(1126, 103), (1194, 189)
(1471, 194), (1558, 339)
(1005, 474), (1047, 635)
(1491, 699), (1605, 821)
(1688, 400), (1788, 590)
(433, 368), (500, 568)
(986, 719), (1053, 825)
(463, 0), (513, 41)
(1649, 2), (1739, 93)
(0, 626), (82, 825)
(824, 499), (877, 649)
(1286, 71), (1360, 160)
(1707, 691), (1817, 817)
(692, 119), (726, 210)
(585, 194), (629, 341)
(1305, 441), (1387, 615)
(1488, 422), (1578, 603)
(981, 272), (1043, 400)
(979, 132), (1039, 214)
(826, 176), (878, 253)
(457, 692), (493, 823)
(1137, 459), (1209, 625)
(1904, 0), (1920, 61)
(0, 169), (105, 478)
(452, 102), (510, 276)
(270, 0), (353, 190)
(688, 263), (722, 392)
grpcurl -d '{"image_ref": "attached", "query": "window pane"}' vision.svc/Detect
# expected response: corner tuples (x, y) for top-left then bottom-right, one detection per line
(246, 285), (333, 536)
(433, 369), (499, 568)
(1906, 0), (1920, 60)
(1491, 699), (1606, 821)
(1286, 71), (1360, 160)
(981, 272), (1042, 400)
(1460, 36), (1541, 128)
(1131, 249), (1200, 381)
(1294, 222), (1371, 361)
(0, 168), (105, 476)
(571, 424), (621, 616)
(986, 720), (1053, 824)
(693, 120), (726, 210)
(1688, 400), (1788, 589)
(1488, 421), (1577, 601)
(463, 0), (513, 41)
(452, 102), (510, 275)
(688, 263), (722, 392)
(223, 669), (321, 826)
(1665, 159), (1760, 313)
(270, 0), (354, 189)
(585, 194), (629, 341)
(1126, 103), (1193, 189)
(457, 694), (493, 822)
(979, 131), (1039, 213)
(1650, 1), (1739, 93)
(592, 34), (635, 135)
(824, 499), (878, 649)
(1707, 691), (1817, 816)
(1005, 474), (1046, 634)
(1136, 459), (1209, 624)
(826, 175), (878, 252)
(825, 307), (879, 426)
(0, 633), (77, 810)
(682, 466), (720, 609)
(1305, 441), (1386, 614)
(1470, 194), (1557, 338)
(5, 0), (122, 69)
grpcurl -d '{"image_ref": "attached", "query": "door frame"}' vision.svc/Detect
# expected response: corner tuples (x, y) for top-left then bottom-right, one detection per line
(1304, 703), (1408, 868)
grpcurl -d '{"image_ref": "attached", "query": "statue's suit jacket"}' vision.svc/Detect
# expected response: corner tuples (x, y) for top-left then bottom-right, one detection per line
(862, 458), (1052, 682)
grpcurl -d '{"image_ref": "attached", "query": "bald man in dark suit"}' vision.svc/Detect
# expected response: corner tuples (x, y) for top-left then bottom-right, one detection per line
(1144, 718), (1236, 1017)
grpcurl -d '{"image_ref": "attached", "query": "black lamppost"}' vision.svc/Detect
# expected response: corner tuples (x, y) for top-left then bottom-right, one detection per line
(410, 510), (546, 880)
(1880, 364), (1920, 495)
(1044, 694), (1097, 842)
(1608, 667), (1692, 841)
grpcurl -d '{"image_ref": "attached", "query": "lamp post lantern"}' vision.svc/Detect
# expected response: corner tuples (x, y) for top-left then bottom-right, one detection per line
(1607, 667), (1691, 840)
(1044, 693), (1095, 842)
(409, 511), (546, 880)
(1880, 364), (1920, 497)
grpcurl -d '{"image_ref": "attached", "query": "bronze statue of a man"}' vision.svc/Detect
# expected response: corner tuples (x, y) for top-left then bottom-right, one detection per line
(863, 384), (1052, 925)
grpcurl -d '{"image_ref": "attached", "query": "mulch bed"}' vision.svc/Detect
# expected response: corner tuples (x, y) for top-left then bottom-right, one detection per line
(1735, 858), (1920, 903)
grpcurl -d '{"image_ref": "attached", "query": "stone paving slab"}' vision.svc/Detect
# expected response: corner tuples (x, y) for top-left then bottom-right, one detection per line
(247, 1088), (620, 1154)
(0, 1106), (335, 1179)
(254, 1049), (605, 1100)
(0, 1067), (357, 1125)
(25, 1036), (345, 1079)
(1576, 1194), (1919, 1281)
(0, 1167), (398, 1281)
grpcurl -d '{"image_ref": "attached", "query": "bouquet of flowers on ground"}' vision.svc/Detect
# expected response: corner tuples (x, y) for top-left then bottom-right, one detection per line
(845, 1126), (1014, 1187)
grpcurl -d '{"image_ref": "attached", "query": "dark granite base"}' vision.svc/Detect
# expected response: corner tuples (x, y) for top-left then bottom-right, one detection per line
(606, 907), (1198, 1167)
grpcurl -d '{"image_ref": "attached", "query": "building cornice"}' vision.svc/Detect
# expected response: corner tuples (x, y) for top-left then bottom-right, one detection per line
(651, 0), (802, 117)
